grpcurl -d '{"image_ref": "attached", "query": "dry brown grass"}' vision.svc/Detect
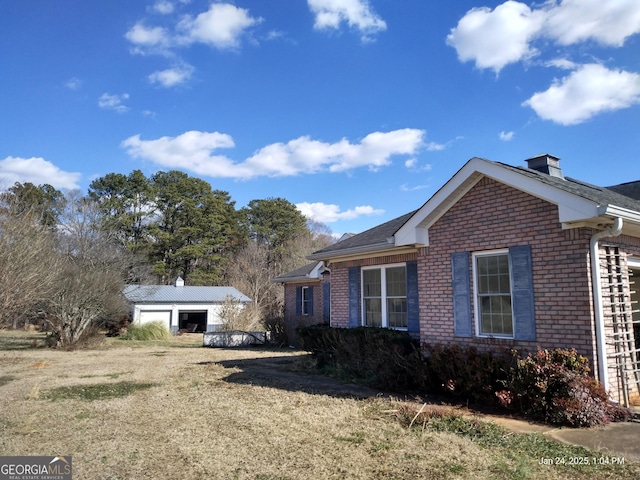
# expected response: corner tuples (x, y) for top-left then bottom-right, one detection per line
(0, 330), (638, 480)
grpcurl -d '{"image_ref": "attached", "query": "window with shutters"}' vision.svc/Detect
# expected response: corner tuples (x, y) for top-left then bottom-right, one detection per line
(362, 264), (407, 329)
(301, 286), (311, 316)
(472, 250), (514, 337)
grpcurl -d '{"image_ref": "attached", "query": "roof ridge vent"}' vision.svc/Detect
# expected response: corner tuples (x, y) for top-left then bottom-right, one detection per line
(175, 277), (184, 287)
(525, 153), (564, 179)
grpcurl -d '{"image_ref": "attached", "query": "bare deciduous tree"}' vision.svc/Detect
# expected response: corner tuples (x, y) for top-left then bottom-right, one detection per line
(226, 222), (334, 325)
(0, 210), (61, 328)
(217, 296), (261, 332)
(227, 241), (281, 321)
(42, 191), (134, 347)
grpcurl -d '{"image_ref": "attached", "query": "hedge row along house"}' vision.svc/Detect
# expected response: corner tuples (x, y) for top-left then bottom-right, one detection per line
(278, 154), (640, 407)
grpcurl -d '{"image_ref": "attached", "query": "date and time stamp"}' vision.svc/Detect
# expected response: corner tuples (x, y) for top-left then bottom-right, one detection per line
(539, 456), (626, 466)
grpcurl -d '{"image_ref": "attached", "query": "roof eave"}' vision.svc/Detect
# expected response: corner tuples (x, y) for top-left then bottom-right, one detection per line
(598, 204), (640, 223)
(272, 275), (322, 284)
(307, 242), (418, 263)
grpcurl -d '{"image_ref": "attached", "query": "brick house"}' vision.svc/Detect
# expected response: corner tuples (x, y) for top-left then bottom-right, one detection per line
(273, 261), (331, 345)
(305, 154), (640, 406)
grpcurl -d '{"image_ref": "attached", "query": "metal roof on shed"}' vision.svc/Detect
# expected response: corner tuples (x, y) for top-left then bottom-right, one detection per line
(123, 285), (251, 304)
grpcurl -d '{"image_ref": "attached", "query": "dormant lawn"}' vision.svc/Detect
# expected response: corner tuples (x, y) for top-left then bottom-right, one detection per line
(0, 331), (637, 480)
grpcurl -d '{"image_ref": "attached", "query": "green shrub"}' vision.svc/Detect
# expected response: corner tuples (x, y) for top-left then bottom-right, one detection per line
(422, 344), (510, 402)
(263, 316), (287, 347)
(297, 325), (424, 391)
(298, 327), (629, 427)
(121, 321), (172, 341)
(496, 348), (631, 427)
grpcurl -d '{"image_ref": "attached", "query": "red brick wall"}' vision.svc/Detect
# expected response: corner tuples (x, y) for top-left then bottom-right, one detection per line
(329, 177), (596, 358)
(330, 253), (418, 329)
(326, 177), (640, 402)
(421, 177), (596, 358)
(283, 280), (326, 345)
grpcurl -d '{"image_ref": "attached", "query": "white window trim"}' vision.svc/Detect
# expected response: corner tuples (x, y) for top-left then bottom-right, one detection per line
(301, 286), (310, 316)
(628, 257), (640, 269)
(472, 249), (515, 339)
(361, 263), (408, 330)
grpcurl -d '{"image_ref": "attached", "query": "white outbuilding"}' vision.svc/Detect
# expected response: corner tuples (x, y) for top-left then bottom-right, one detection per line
(123, 277), (251, 333)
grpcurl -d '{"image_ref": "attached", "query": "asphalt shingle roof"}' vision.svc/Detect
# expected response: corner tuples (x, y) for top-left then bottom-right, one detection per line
(123, 285), (251, 304)
(497, 162), (640, 212)
(310, 210), (417, 257)
(272, 262), (319, 282)
(309, 159), (640, 260)
(606, 181), (640, 201)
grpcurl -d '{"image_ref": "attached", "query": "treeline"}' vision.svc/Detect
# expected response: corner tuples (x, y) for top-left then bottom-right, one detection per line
(0, 171), (333, 346)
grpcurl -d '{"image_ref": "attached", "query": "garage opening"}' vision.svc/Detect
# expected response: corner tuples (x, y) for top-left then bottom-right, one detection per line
(179, 311), (207, 333)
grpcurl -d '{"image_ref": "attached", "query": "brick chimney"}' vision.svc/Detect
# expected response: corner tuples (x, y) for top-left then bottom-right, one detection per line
(525, 154), (564, 179)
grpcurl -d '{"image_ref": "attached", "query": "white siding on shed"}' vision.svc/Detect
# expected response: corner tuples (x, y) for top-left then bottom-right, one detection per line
(138, 310), (172, 330)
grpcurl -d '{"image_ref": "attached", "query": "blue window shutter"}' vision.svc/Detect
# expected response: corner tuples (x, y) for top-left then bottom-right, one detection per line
(295, 286), (301, 316)
(308, 286), (314, 315)
(509, 245), (536, 341)
(323, 282), (330, 322)
(451, 252), (472, 337)
(348, 267), (361, 328)
(406, 261), (420, 334)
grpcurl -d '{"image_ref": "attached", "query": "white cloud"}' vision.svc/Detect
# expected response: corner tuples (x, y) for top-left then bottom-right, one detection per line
(126, 3), (261, 54)
(296, 202), (384, 223)
(523, 63), (640, 125)
(98, 93), (130, 113)
(499, 130), (515, 141)
(544, 0), (640, 47)
(308, 0), (386, 41)
(449, 1), (640, 123)
(448, 1), (640, 73)
(400, 183), (429, 192)
(151, 1), (174, 15)
(546, 58), (578, 70)
(447, 1), (544, 73)
(405, 158), (432, 172)
(125, 22), (169, 48)
(0, 157), (81, 190)
(177, 3), (261, 49)
(65, 77), (82, 90)
(121, 131), (239, 177)
(121, 129), (425, 179)
(425, 141), (446, 151)
(148, 64), (194, 87)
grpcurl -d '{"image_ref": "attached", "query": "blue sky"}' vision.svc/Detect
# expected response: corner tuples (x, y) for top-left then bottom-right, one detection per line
(1, 0), (639, 235)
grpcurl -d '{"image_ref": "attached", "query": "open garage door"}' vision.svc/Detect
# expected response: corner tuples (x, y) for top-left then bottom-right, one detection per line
(178, 311), (207, 333)
(139, 310), (172, 331)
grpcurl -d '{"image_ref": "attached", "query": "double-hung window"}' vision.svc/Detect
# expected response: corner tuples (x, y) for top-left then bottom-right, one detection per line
(473, 250), (513, 337)
(301, 286), (311, 316)
(362, 264), (407, 329)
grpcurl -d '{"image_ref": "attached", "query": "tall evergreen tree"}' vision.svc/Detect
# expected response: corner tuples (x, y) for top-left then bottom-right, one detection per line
(88, 170), (154, 252)
(150, 170), (240, 284)
(0, 182), (65, 228)
(241, 197), (308, 267)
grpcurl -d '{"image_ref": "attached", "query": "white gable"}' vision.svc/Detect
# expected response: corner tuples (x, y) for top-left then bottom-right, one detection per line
(395, 157), (625, 247)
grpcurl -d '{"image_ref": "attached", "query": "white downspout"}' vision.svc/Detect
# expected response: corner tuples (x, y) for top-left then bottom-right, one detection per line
(590, 217), (623, 394)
